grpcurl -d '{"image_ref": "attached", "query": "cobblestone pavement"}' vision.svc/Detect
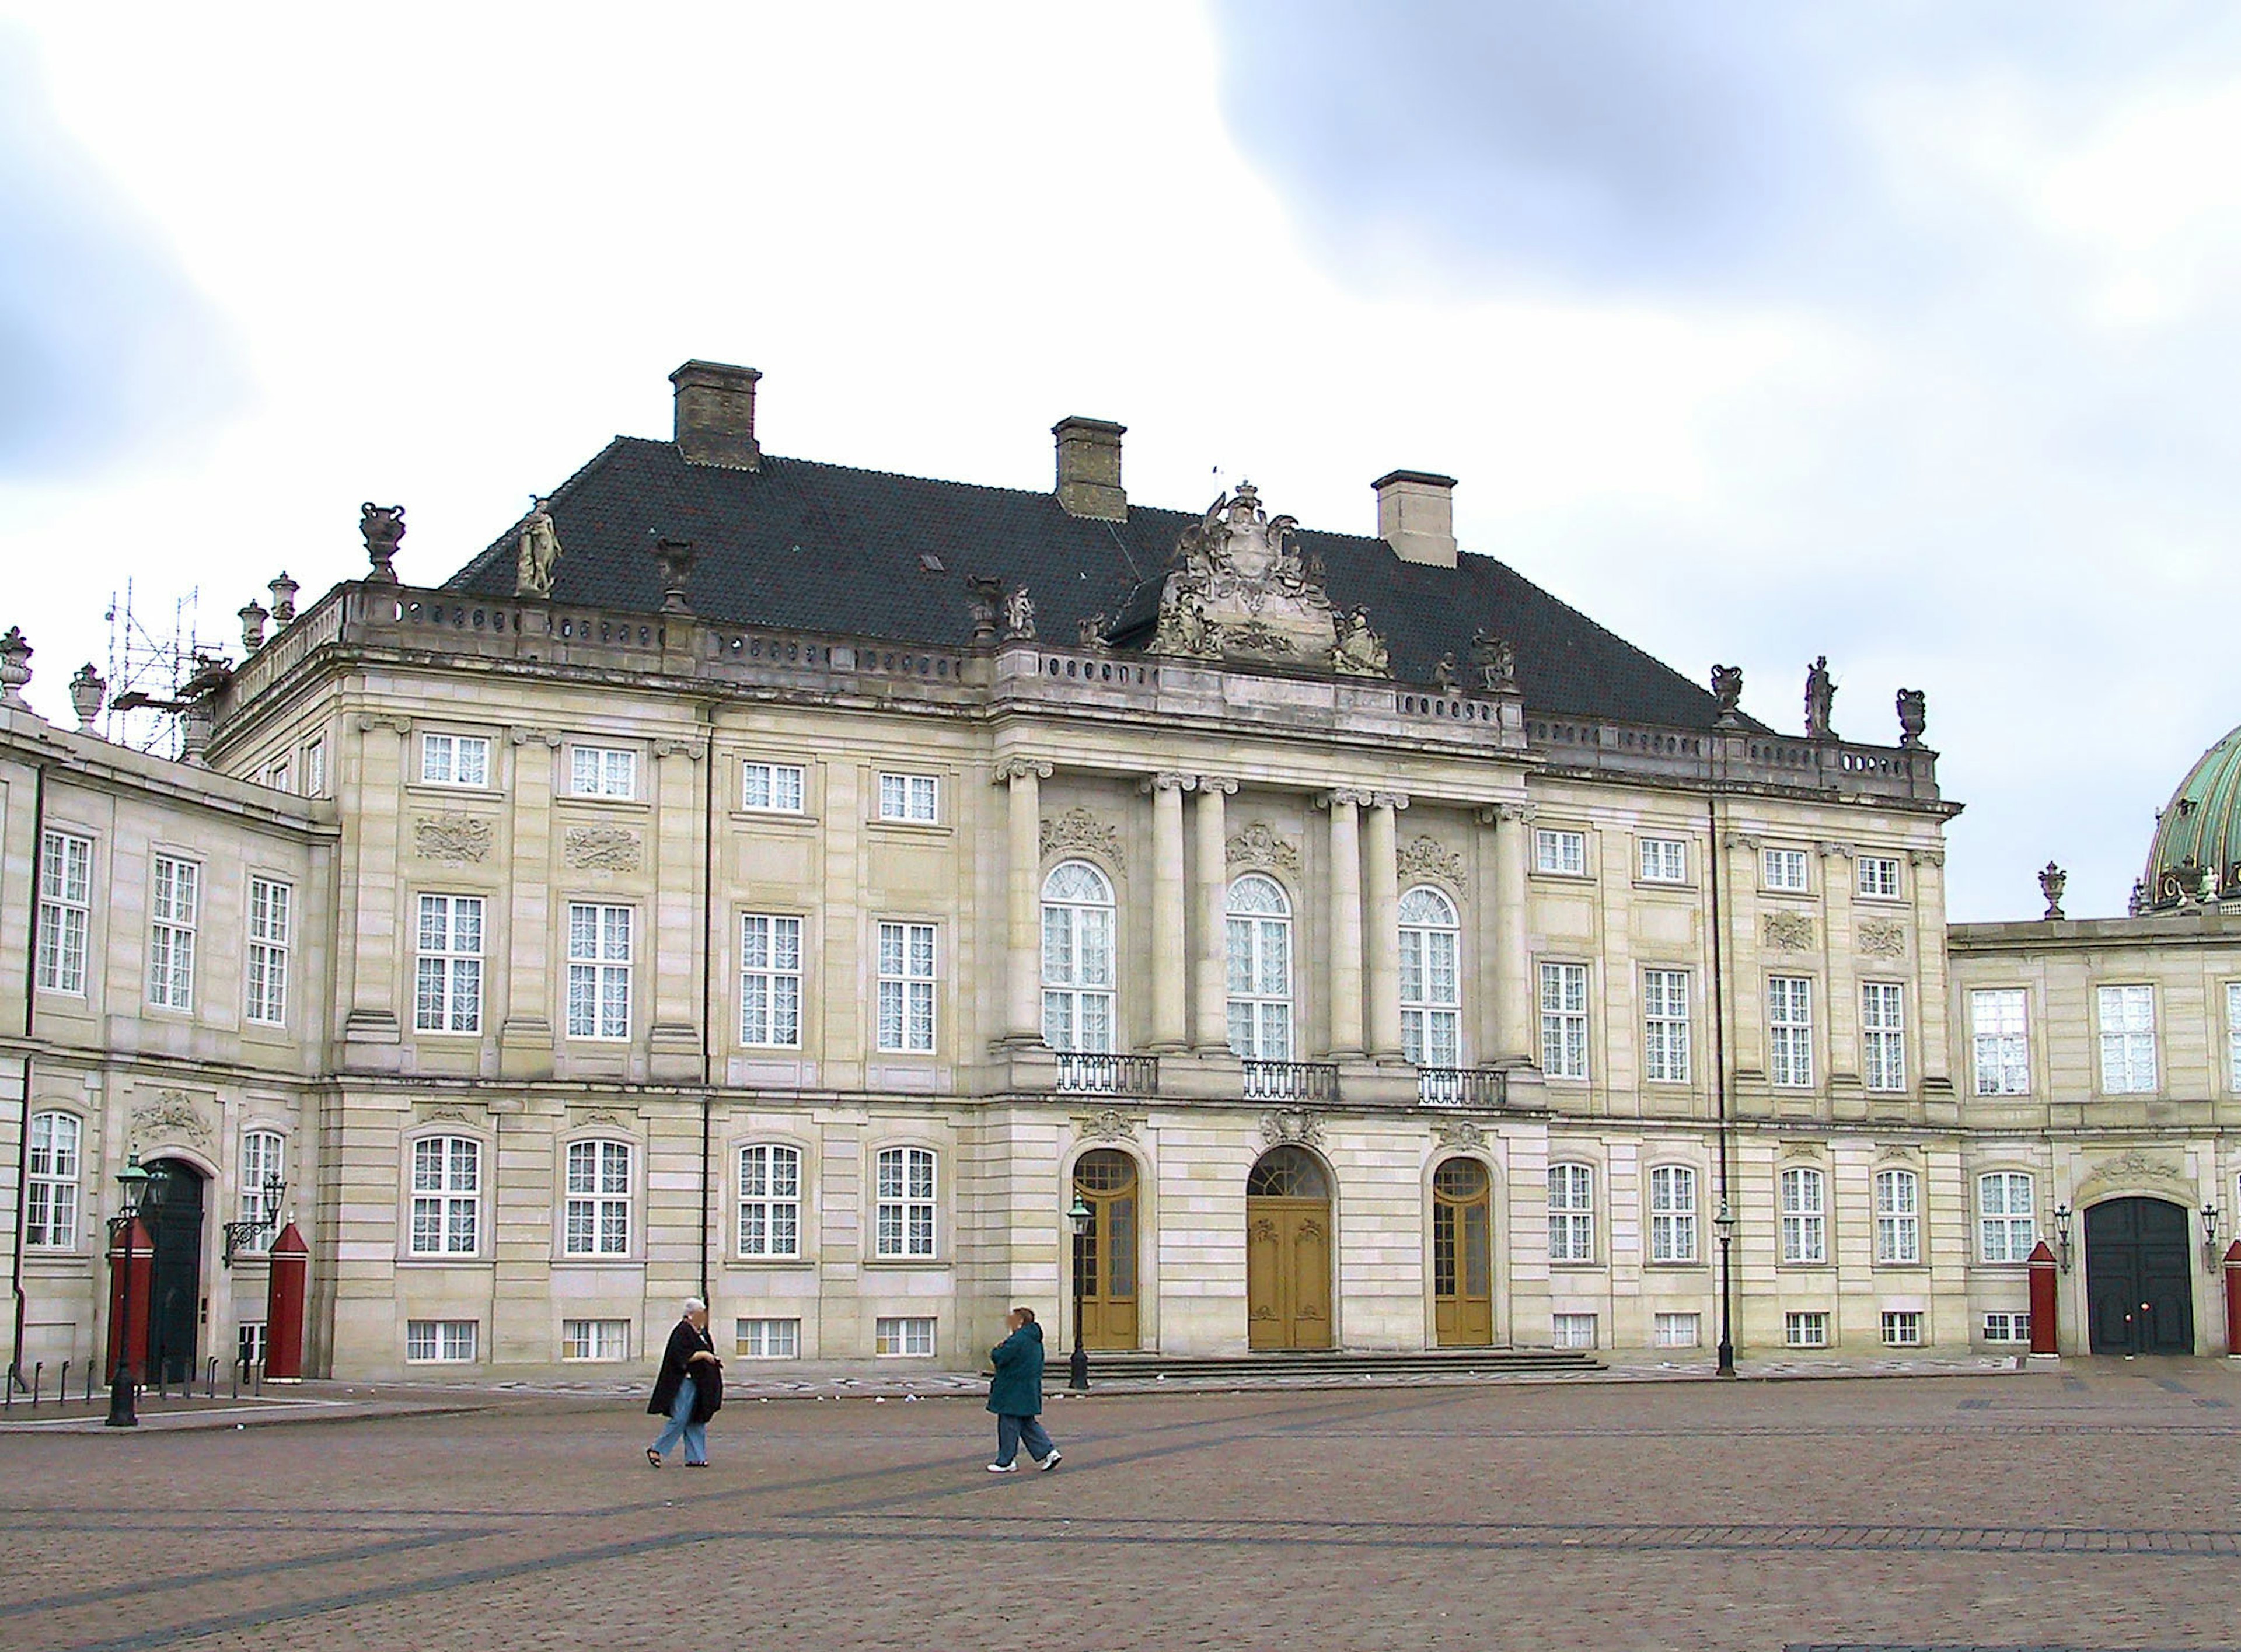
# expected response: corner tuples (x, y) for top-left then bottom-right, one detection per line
(5, 1359), (2239, 1651)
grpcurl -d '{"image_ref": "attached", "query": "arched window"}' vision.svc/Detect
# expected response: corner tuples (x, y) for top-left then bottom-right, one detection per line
(1042, 861), (1116, 1053)
(1779, 1165), (1826, 1263)
(1226, 875), (1292, 1061)
(1398, 886), (1460, 1068)
(1548, 1162), (1594, 1262)
(874, 1146), (937, 1258)
(1648, 1165), (1697, 1263)
(1874, 1168), (1920, 1265)
(564, 1141), (633, 1256)
(739, 1144), (802, 1258)
(410, 1136), (481, 1256)
(1246, 1144), (1328, 1199)
(26, 1111), (80, 1249)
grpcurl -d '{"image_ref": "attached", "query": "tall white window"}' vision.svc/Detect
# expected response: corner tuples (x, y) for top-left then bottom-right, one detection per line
(246, 877), (291, 1026)
(1540, 962), (1589, 1080)
(1398, 886), (1461, 1068)
(415, 895), (484, 1033)
(1978, 1171), (2036, 1263)
(567, 904), (633, 1040)
(739, 914), (803, 1047)
(1649, 1165), (1698, 1263)
(1225, 875), (1293, 1061)
(738, 1144), (802, 1258)
(877, 772), (938, 822)
(2097, 984), (2156, 1093)
(1548, 1163), (1594, 1262)
(1768, 976), (1813, 1088)
(1042, 862), (1116, 1053)
(1971, 989), (2030, 1096)
(1638, 837), (1687, 883)
(239, 1129), (284, 1247)
(569, 746), (638, 799)
(410, 1137), (481, 1255)
(742, 761), (805, 812)
(305, 738), (326, 798)
(1780, 1165), (1827, 1264)
(1642, 969), (1690, 1084)
(266, 760), (291, 792)
(1762, 847), (1809, 890)
(1534, 828), (1586, 875)
(2229, 982), (2241, 1091)
(876, 921), (937, 1053)
(1862, 982), (1906, 1092)
(147, 854), (199, 1011)
(1857, 855), (1901, 898)
(25, 1111), (80, 1248)
(1875, 1168), (1921, 1264)
(875, 1146), (937, 1258)
(564, 1141), (631, 1255)
(36, 829), (92, 994)
(420, 733), (490, 787)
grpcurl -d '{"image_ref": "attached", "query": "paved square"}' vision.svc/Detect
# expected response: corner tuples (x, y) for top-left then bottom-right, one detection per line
(5, 1362), (2239, 1651)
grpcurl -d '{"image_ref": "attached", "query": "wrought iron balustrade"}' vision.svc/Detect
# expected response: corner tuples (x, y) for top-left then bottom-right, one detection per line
(1241, 1060), (1339, 1102)
(1415, 1067), (1507, 1108)
(1051, 1052), (1161, 1095)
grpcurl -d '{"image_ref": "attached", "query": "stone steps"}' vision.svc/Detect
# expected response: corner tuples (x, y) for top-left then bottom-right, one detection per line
(1068, 1347), (1604, 1381)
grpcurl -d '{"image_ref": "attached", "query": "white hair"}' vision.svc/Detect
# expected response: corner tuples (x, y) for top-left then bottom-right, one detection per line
(682, 1297), (707, 1316)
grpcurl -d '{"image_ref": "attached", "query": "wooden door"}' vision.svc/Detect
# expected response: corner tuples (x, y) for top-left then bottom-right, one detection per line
(2086, 1197), (2194, 1355)
(1246, 1147), (1332, 1350)
(1072, 1150), (1140, 1351)
(1432, 1158), (1493, 1347)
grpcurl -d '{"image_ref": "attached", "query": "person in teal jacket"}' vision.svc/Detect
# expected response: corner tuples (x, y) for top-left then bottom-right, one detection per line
(985, 1306), (1062, 1473)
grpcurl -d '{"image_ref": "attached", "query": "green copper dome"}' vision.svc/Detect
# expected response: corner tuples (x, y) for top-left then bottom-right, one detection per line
(2139, 724), (2241, 910)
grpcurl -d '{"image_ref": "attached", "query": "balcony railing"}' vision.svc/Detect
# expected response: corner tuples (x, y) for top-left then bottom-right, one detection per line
(1052, 1052), (1161, 1095)
(1416, 1067), (1507, 1108)
(1241, 1060), (1339, 1102)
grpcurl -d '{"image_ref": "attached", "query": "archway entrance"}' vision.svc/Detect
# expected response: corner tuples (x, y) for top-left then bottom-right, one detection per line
(2085, 1196), (2194, 1355)
(143, 1159), (207, 1384)
(1246, 1145), (1332, 1350)
(1432, 1157), (1493, 1346)
(1071, 1150), (1140, 1351)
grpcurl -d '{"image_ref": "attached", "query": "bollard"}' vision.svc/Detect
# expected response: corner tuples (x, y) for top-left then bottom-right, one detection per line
(232, 1358), (242, 1400)
(205, 1357), (217, 1398)
(58, 1361), (69, 1408)
(31, 1361), (41, 1407)
(253, 1360), (263, 1398)
(85, 1360), (95, 1404)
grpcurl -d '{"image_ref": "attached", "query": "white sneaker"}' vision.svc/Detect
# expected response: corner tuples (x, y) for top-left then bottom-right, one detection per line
(1038, 1451), (1062, 1472)
(986, 1461), (1017, 1473)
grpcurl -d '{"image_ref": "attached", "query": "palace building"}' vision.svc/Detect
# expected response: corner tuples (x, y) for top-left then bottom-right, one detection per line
(4, 361), (2236, 1382)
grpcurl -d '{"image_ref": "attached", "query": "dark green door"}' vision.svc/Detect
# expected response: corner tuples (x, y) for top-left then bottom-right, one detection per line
(2085, 1197), (2194, 1355)
(144, 1160), (206, 1384)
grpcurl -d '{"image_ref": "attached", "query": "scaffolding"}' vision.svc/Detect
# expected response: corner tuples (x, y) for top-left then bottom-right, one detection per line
(100, 581), (223, 759)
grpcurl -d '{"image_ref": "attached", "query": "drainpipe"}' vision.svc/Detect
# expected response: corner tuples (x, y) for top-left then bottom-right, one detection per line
(10, 760), (47, 1393)
(1708, 790), (1736, 1377)
(697, 703), (716, 1305)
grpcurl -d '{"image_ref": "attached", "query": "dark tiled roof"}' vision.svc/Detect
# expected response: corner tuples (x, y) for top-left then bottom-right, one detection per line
(445, 436), (1736, 729)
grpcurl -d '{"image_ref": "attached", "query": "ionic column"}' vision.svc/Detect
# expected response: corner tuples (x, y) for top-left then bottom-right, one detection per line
(648, 736), (708, 1078)
(342, 714), (411, 1052)
(1724, 832), (1765, 1077)
(996, 758), (1052, 1046)
(500, 727), (561, 1079)
(1911, 848), (1953, 1095)
(1191, 776), (1237, 1052)
(1366, 791), (1408, 1059)
(1820, 841), (1859, 1090)
(1322, 790), (1368, 1057)
(1143, 773), (1195, 1050)
(1487, 802), (1534, 1064)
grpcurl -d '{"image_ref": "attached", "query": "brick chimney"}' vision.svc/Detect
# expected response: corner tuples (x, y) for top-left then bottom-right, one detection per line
(1373, 470), (1458, 567)
(670, 360), (762, 470)
(1053, 417), (1126, 521)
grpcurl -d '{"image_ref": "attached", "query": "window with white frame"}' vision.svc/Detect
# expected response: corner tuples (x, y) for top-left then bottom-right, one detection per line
(1642, 969), (1690, 1084)
(246, 876), (291, 1026)
(875, 1316), (936, 1356)
(1780, 1165), (1827, 1263)
(567, 904), (633, 1039)
(1225, 876), (1293, 1061)
(742, 760), (805, 813)
(2227, 982), (2241, 1091)
(738, 1144), (802, 1258)
(36, 829), (92, 994)
(1784, 1311), (1829, 1349)
(1881, 1310), (1923, 1347)
(2097, 984), (2156, 1093)
(876, 921), (937, 1053)
(238, 1322), (268, 1368)
(1971, 989), (2030, 1096)
(1982, 1311), (2030, 1344)
(1978, 1172), (2036, 1263)
(739, 914), (803, 1047)
(1875, 1168), (1921, 1264)
(305, 738), (325, 798)
(1534, 827), (1587, 875)
(239, 1129), (284, 1248)
(1857, 855), (1902, 899)
(409, 1136), (481, 1255)
(406, 1320), (478, 1361)
(564, 1140), (632, 1255)
(569, 745), (638, 799)
(1768, 976), (1813, 1088)
(1762, 847), (1809, 891)
(266, 760), (291, 793)
(1399, 886), (1461, 1069)
(1548, 1163), (1594, 1262)
(25, 1111), (80, 1248)
(415, 895), (484, 1033)
(147, 854), (199, 1011)
(1639, 837), (1687, 883)
(736, 1318), (801, 1358)
(1551, 1313), (1598, 1349)
(1540, 962), (1589, 1080)
(1654, 1312), (1701, 1348)
(1649, 1165), (1698, 1263)
(1862, 982), (1906, 1092)
(1042, 862), (1116, 1054)
(877, 772), (938, 822)
(562, 1319), (630, 1360)
(874, 1146), (937, 1258)
(419, 732), (491, 788)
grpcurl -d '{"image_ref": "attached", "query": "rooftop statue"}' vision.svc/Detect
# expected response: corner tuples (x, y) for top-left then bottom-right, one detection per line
(516, 495), (562, 598)
(1471, 630), (1516, 694)
(1804, 655), (1837, 738)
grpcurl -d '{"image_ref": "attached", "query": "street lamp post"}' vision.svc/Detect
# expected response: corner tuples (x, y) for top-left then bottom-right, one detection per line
(105, 1154), (152, 1428)
(1713, 1200), (1737, 1378)
(1067, 1192), (1092, 1392)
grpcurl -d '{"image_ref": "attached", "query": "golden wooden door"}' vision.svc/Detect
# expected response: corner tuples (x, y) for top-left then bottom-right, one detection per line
(1432, 1157), (1493, 1347)
(1247, 1147), (1334, 1350)
(1073, 1150), (1139, 1350)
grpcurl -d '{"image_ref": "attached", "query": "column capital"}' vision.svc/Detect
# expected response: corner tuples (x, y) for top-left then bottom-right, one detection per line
(1196, 774), (1239, 796)
(652, 737), (704, 761)
(994, 757), (1053, 783)
(1723, 831), (1762, 851)
(354, 713), (411, 735)
(1140, 770), (1198, 794)
(1908, 847), (1945, 868)
(1369, 791), (1410, 812)
(1817, 840), (1854, 860)
(508, 725), (563, 748)
(1478, 800), (1534, 825)
(1317, 787), (1374, 809)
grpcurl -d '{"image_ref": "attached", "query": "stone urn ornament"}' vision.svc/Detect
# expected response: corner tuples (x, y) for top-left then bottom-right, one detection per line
(361, 504), (406, 584)
(2038, 861), (2066, 921)
(69, 662), (106, 728)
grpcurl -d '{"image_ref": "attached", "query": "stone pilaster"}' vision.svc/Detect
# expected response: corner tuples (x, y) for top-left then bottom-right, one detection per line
(1821, 840), (1861, 1114)
(1321, 790), (1369, 1057)
(1723, 832), (1765, 1083)
(1486, 802), (1535, 1065)
(648, 737), (706, 1080)
(1911, 848), (1954, 1101)
(996, 758), (1051, 1046)
(1191, 777), (1236, 1052)
(500, 727), (561, 1080)
(1143, 773), (1194, 1051)
(342, 714), (409, 1064)
(1366, 791), (1407, 1059)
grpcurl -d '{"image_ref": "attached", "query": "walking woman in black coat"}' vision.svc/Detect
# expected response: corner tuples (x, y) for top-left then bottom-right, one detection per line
(647, 1298), (722, 1468)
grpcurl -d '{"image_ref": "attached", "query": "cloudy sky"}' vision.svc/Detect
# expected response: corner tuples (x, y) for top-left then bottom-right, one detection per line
(6, 2), (2239, 921)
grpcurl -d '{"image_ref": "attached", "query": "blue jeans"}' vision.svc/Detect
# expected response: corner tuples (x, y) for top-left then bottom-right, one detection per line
(651, 1375), (708, 1464)
(994, 1413), (1055, 1467)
